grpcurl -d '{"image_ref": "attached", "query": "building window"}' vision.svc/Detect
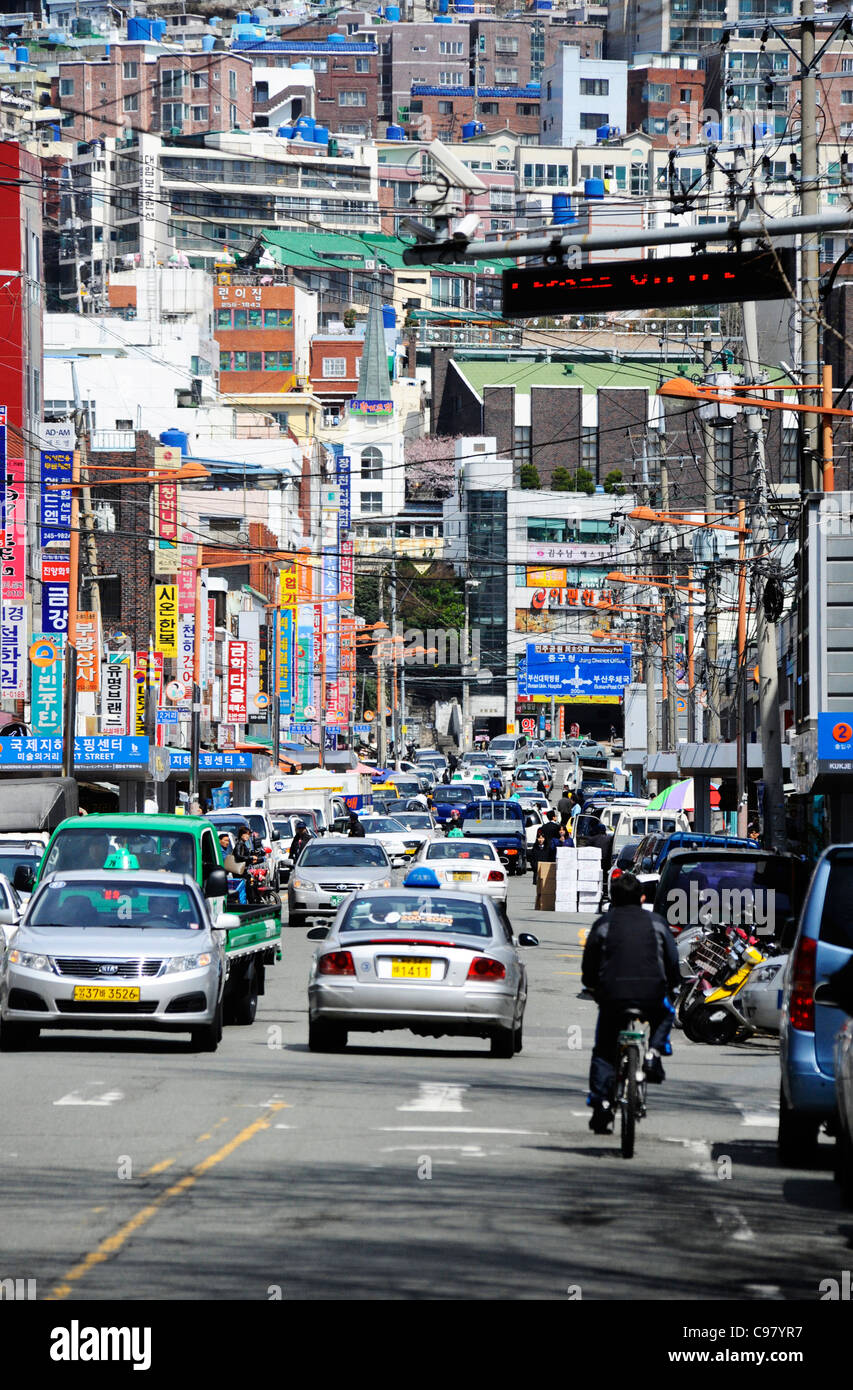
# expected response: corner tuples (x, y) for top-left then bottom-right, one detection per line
(193, 72), (207, 89)
(229, 68), (237, 96)
(339, 90), (367, 106)
(581, 77), (610, 96)
(59, 78), (74, 96)
(680, 87), (692, 102)
(263, 308), (293, 327)
(440, 39), (464, 54)
(781, 425), (798, 483)
(631, 164), (650, 195)
(438, 71), (465, 86)
(191, 105), (209, 121)
(581, 425), (598, 474)
(248, 351), (262, 371)
(516, 103), (536, 115)
(323, 357), (348, 378)
(714, 426), (733, 494)
(270, 410), (289, 432)
(230, 103), (238, 125)
(354, 57), (370, 73)
(495, 36), (519, 53)
(216, 308), (232, 328)
(361, 445), (383, 479)
(842, 90), (853, 104)
(438, 100), (454, 114)
(494, 67), (519, 84)
(219, 351), (231, 371)
(361, 491), (383, 513)
(161, 69), (185, 97)
(580, 112), (609, 129)
(122, 62), (138, 79)
(264, 350), (293, 370)
(123, 93), (138, 112)
(641, 81), (669, 102)
(98, 576), (122, 624)
(233, 308), (248, 329)
(480, 101), (499, 114)
(233, 351), (248, 371)
(513, 425), (531, 468)
(161, 103), (184, 130)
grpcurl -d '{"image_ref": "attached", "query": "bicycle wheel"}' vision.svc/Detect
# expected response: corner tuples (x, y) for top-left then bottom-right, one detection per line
(621, 1044), (639, 1159)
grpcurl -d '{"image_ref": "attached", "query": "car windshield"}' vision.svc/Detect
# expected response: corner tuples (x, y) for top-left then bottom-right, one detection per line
(426, 843), (495, 861)
(301, 843), (388, 868)
(490, 739), (515, 752)
(43, 828), (197, 877)
(820, 853), (853, 949)
(362, 818), (405, 833)
(434, 786), (475, 803)
(0, 851), (40, 881)
(28, 880), (201, 929)
(340, 892), (492, 937)
(241, 815), (266, 839)
(394, 814), (432, 830)
(466, 801), (524, 823)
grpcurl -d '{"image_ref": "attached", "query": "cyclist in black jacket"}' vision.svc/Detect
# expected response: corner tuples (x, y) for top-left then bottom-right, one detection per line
(581, 873), (680, 1134)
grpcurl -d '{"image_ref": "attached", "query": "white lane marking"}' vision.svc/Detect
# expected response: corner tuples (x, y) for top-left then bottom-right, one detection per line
(397, 1083), (468, 1113)
(381, 1144), (488, 1156)
(715, 1207), (755, 1243)
(745, 1284), (782, 1298)
(54, 1084), (124, 1107)
(665, 1138), (757, 1243)
(378, 1126), (549, 1135)
(740, 1113), (779, 1127)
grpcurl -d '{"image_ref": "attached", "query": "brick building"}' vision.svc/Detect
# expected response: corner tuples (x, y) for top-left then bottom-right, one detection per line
(430, 350), (801, 500)
(309, 334), (363, 408)
(408, 84), (541, 141)
(469, 16), (605, 89)
(83, 433), (156, 652)
(233, 37), (381, 137)
(627, 59), (706, 146)
(53, 45), (253, 143)
(215, 282), (298, 395)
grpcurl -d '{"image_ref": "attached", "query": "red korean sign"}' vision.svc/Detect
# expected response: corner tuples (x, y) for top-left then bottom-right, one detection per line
(530, 587), (614, 611)
(1, 458), (25, 603)
(178, 533), (196, 615)
(42, 556), (70, 584)
(339, 616), (356, 674)
(340, 539), (354, 600)
(226, 639), (248, 724)
(75, 611), (100, 693)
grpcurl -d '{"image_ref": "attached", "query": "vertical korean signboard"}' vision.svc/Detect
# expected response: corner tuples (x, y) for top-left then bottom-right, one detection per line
(227, 639), (248, 725)
(41, 555), (70, 636)
(75, 612), (100, 694)
(39, 421), (74, 547)
(154, 447), (180, 574)
(178, 530), (196, 615)
(1, 453), (26, 699)
(279, 562), (297, 727)
(155, 584), (178, 658)
(103, 654), (131, 735)
(0, 405), (6, 546)
(177, 618), (194, 699)
(30, 635), (64, 736)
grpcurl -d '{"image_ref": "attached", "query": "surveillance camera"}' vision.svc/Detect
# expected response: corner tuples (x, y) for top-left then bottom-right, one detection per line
(425, 139), (488, 194)
(452, 212), (481, 239)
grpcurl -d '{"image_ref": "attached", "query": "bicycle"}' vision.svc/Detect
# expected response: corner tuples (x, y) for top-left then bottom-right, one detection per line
(613, 1008), (649, 1159)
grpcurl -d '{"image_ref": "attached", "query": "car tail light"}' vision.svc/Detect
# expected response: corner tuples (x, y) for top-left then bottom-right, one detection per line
(318, 950), (355, 976)
(506, 847), (518, 855)
(487, 870), (505, 882)
(467, 956), (506, 981)
(610, 867), (623, 881)
(789, 935), (816, 1032)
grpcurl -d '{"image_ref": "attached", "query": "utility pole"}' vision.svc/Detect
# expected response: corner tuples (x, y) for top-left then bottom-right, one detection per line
(659, 449), (677, 752)
(377, 575), (387, 768)
(800, 0), (821, 492)
(71, 365), (100, 624)
(389, 529), (400, 768)
(645, 616), (658, 761)
(736, 499), (748, 837)
(701, 328), (721, 744)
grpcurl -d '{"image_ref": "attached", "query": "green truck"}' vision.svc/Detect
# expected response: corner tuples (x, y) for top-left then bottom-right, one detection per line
(19, 813), (281, 1027)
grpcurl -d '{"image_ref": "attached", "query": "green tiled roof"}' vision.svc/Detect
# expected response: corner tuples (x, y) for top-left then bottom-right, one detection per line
(453, 358), (788, 396)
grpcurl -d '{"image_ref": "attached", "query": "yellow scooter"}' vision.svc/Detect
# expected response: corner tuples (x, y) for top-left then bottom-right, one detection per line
(680, 928), (767, 1045)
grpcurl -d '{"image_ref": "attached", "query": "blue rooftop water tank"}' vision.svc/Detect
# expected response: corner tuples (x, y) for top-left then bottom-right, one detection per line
(438, 0), (449, 9)
(152, 18), (166, 40)
(433, 15), (453, 21)
(201, 32), (215, 51)
(312, 124), (329, 143)
(385, 4), (400, 18)
(385, 123), (405, 140)
(277, 125), (295, 137)
(328, 33), (345, 42)
(209, 15), (220, 23)
(252, 6), (271, 19)
(47, 30), (64, 43)
(14, 46), (28, 65)
(552, 193), (576, 224)
(584, 178), (605, 199)
(461, 120), (484, 140)
(128, 16), (153, 39)
(382, 304), (396, 328)
(237, 10), (251, 21)
(159, 428), (189, 454)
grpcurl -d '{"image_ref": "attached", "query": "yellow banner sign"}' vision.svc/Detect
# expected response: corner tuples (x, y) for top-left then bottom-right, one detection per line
(155, 584), (178, 658)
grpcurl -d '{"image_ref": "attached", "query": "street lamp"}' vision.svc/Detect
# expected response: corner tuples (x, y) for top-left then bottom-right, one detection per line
(462, 578), (479, 752)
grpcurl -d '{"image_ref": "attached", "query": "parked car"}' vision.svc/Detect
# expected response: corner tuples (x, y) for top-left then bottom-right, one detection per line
(412, 837), (509, 901)
(576, 740), (608, 766)
(632, 830), (755, 894)
(738, 953), (791, 1034)
(0, 870), (229, 1051)
(654, 848), (807, 941)
(604, 837), (645, 902)
(833, 969), (853, 1203)
(306, 883), (537, 1054)
(287, 836), (393, 932)
(0, 838), (45, 900)
(608, 807), (691, 856)
(780, 845), (853, 1165)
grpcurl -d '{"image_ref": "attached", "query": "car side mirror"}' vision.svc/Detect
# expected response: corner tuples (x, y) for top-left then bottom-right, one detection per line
(13, 865), (34, 893)
(0, 908), (16, 926)
(204, 867), (228, 899)
(306, 925), (329, 940)
(213, 912), (241, 932)
(271, 829), (280, 842)
(517, 932), (539, 947)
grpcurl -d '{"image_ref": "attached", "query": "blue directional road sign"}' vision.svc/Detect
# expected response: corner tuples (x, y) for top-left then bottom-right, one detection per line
(518, 642), (633, 698)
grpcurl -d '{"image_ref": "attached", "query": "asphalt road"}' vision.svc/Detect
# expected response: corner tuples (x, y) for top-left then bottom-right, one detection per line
(0, 869), (849, 1302)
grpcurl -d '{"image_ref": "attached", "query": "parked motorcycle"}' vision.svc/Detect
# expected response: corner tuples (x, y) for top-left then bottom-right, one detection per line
(678, 925), (773, 1045)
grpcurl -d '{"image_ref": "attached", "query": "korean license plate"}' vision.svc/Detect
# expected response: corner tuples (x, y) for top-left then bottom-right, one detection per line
(72, 986), (140, 1002)
(391, 959), (432, 979)
(451, 872), (472, 881)
(328, 895), (342, 907)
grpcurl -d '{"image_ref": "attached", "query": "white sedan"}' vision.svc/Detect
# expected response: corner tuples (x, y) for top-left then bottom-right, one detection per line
(360, 816), (425, 865)
(411, 838), (509, 901)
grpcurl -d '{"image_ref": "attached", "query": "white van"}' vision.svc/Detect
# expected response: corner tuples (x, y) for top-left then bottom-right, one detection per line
(606, 806), (691, 853)
(488, 735), (529, 771)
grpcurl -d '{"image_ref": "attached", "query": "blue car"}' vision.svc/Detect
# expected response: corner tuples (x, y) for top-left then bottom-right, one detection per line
(430, 783), (478, 829)
(779, 845), (853, 1165)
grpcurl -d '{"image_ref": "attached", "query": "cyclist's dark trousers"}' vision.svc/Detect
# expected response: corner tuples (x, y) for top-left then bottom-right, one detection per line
(589, 999), (669, 1104)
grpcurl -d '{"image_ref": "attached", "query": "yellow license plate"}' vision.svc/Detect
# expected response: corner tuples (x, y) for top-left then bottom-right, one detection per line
(391, 959), (432, 979)
(451, 871), (472, 881)
(72, 986), (140, 1002)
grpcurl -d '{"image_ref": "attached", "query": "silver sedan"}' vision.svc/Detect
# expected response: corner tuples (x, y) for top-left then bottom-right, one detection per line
(307, 886), (538, 1056)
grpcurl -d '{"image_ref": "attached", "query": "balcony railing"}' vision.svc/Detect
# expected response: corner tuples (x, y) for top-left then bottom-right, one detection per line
(90, 430), (136, 452)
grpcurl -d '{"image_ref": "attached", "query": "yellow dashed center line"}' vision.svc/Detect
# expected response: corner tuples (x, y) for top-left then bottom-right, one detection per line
(46, 1103), (287, 1301)
(141, 1158), (176, 1177)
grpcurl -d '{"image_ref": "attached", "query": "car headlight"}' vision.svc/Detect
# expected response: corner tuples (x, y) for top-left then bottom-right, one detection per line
(292, 877), (316, 891)
(8, 949), (52, 971)
(380, 878), (392, 888)
(749, 963), (782, 984)
(164, 952), (212, 974)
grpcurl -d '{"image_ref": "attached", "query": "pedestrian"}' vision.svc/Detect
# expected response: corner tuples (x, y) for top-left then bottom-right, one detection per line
(536, 776), (548, 796)
(347, 811), (366, 838)
(541, 808), (561, 854)
(557, 790), (573, 827)
(289, 820), (311, 861)
(528, 828), (549, 878)
(447, 751), (458, 774)
(219, 832), (247, 904)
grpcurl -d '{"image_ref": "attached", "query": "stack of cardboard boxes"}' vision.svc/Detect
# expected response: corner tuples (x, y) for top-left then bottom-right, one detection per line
(534, 847), (603, 913)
